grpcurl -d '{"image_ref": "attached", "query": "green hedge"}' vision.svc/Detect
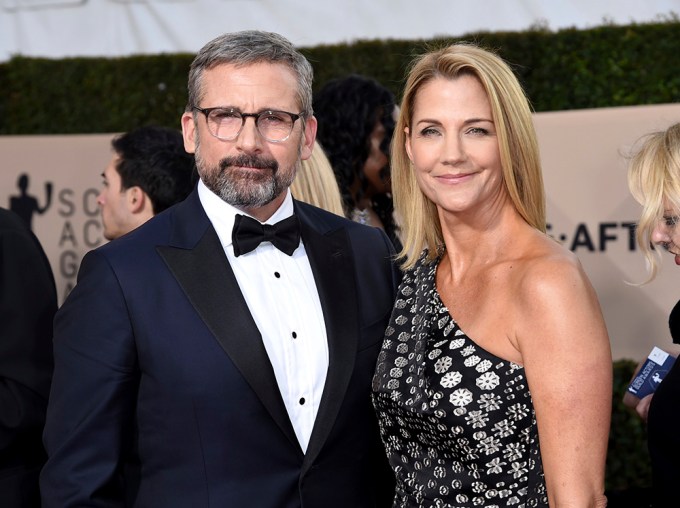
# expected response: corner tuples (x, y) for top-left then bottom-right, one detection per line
(1, 20), (679, 135)
(608, 360), (650, 493)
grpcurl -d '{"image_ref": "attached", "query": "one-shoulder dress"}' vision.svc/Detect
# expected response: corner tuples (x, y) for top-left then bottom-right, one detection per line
(372, 255), (548, 507)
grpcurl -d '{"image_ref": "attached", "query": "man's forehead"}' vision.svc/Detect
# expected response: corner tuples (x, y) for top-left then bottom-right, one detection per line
(103, 156), (122, 176)
(201, 62), (298, 97)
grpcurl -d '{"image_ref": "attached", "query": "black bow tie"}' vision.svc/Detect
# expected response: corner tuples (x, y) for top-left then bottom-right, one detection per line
(232, 214), (301, 257)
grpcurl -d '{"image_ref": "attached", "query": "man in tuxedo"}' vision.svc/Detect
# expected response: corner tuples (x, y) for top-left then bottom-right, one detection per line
(41, 30), (398, 507)
(0, 207), (56, 507)
(97, 125), (195, 241)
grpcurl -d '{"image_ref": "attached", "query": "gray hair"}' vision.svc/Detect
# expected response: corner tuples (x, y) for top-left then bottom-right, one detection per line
(186, 30), (314, 118)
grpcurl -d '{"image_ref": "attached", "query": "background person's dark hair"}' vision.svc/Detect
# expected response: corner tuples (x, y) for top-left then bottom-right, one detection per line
(313, 74), (397, 239)
(112, 125), (196, 214)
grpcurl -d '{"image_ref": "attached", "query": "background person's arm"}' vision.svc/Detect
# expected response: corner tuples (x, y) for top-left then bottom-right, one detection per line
(0, 214), (56, 454)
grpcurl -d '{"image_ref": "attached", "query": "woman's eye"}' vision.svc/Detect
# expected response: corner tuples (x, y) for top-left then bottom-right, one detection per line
(466, 127), (488, 135)
(419, 127), (439, 137)
(663, 215), (679, 227)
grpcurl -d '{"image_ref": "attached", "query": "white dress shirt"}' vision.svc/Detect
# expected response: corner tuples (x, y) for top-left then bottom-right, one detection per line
(198, 180), (328, 452)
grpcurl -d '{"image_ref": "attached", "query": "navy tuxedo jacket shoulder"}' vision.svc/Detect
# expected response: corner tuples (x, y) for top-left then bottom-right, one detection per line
(41, 190), (399, 508)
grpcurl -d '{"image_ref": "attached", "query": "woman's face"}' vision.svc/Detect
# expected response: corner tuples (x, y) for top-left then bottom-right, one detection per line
(362, 106), (397, 196)
(651, 198), (680, 265)
(405, 74), (503, 218)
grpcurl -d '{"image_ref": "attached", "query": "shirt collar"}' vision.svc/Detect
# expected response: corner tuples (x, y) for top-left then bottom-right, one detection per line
(197, 179), (295, 249)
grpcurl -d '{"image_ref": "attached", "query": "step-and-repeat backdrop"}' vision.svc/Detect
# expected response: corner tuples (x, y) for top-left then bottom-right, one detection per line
(2, 103), (680, 360)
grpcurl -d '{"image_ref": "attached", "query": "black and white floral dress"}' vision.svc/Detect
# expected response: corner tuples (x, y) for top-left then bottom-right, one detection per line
(372, 255), (548, 508)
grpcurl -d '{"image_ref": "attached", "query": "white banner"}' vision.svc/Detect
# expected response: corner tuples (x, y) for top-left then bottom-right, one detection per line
(1, 0), (679, 62)
(2, 103), (680, 360)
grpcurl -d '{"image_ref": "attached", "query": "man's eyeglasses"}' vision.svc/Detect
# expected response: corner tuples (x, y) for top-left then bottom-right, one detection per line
(192, 107), (302, 143)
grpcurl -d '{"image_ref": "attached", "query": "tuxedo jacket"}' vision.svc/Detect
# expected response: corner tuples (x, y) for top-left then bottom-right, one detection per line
(41, 190), (399, 507)
(0, 208), (56, 507)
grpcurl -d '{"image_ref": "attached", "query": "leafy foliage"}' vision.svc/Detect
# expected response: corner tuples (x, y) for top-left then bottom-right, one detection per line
(1, 20), (678, 134)
(607, 360), (651, 492)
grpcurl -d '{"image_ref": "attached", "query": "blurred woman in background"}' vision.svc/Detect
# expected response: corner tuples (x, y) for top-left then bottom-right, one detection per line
(291, 140), (345, 216)
(628, 122), (680, 507)
(314, 74), (401, 249)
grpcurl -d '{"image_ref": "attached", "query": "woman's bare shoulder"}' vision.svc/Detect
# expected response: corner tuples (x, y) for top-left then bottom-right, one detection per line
(511, 231), (593, 303)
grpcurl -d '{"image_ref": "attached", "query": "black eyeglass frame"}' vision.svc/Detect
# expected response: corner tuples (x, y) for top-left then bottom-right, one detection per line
(192, 106), (302, 143)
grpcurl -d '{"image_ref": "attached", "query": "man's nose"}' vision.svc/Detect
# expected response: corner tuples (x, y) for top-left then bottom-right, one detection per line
(235, 116), (263, 152)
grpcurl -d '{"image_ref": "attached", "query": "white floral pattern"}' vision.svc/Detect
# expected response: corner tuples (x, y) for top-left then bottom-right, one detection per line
(372, 255), (548, 507)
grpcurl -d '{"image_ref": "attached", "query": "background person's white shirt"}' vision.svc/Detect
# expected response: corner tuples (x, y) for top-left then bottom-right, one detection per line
(198, 180), (328, 452)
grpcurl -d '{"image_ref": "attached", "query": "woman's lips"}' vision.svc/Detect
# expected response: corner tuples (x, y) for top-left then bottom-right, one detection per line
(435, 172), (474, 184)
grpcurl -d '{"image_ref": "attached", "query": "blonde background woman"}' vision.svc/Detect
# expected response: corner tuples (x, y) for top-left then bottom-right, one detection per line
(627, 122), (680, 507)
(291, 141), (345, 216)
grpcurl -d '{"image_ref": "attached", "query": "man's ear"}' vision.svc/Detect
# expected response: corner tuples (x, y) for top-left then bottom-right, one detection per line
(127, 186), (146, 213)
(181, 111), (197, 154)
(300, 116), (317, 161)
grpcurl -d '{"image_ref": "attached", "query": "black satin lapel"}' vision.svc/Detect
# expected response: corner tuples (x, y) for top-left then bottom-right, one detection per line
(299, 222), (359, 470)
(157, 228), (301, 453)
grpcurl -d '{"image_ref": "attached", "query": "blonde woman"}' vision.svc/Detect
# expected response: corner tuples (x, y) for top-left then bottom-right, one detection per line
(628, 122), (680, 507)
(372, 43), (612, 507)
(291, 141), (345, 216)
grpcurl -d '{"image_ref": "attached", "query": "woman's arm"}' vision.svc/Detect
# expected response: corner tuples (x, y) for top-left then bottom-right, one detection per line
(516, 254), (612, 507)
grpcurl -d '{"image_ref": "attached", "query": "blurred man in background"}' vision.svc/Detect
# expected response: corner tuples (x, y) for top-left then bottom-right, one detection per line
(98, 125), (195, 240)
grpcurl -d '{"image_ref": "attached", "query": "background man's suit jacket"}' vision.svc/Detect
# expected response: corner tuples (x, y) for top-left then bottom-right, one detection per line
(0, 207), (56, 507)
(41, 190), (399, 507)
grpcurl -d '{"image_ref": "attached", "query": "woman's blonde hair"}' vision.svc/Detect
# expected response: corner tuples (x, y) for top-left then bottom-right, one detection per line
(392, 42), (545, 269)
(627, 122), (680, 282)
(291, 140), (345, 216)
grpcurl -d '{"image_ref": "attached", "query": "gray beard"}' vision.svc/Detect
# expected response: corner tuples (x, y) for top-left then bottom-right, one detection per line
(196, 152), (297, 208)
